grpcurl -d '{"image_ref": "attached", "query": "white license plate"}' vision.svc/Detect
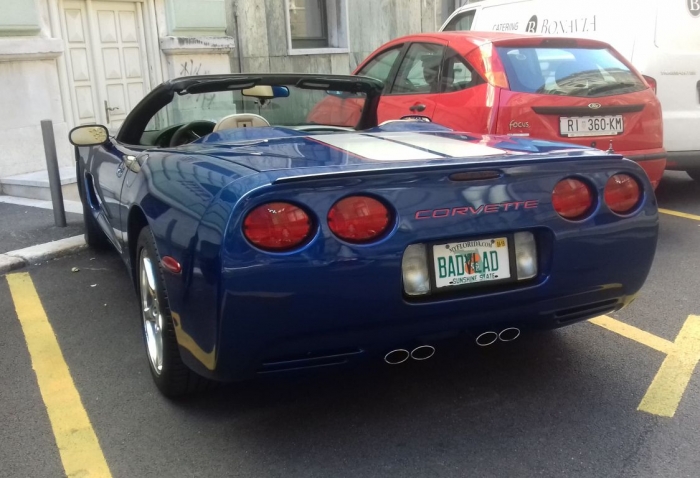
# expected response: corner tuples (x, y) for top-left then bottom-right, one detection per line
(432, 238), (511, 289)
(559, 115), (624, 137)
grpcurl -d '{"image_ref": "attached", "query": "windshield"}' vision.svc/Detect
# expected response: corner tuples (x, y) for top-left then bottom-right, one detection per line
(496, 47), (646, 98)
(148, 86), (367, 132)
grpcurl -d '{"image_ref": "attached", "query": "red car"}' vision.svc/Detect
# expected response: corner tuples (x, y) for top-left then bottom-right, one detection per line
(308, 32), (665, 187)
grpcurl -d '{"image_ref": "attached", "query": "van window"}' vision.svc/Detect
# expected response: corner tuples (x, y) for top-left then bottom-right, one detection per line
(443, 10), (476, 31)
(391, 43), (445, 94)
(496, 47), (646, 98)
(357, 46), (402, 83)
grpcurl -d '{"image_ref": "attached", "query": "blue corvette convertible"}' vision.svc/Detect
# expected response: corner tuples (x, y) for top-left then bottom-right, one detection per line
(69, 74), (658, 397)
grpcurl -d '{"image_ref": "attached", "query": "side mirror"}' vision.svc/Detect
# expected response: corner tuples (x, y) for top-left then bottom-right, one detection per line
(69, 125), (109, 146)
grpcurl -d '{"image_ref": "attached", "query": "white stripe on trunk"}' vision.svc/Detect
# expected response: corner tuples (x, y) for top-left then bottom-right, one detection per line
(311, 134), (443, 161)
(371, 133), (506, 158)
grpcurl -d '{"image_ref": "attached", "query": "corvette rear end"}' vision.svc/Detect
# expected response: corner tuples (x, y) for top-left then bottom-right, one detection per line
(179, 133), (658, 381)
(70, 73), (658, 396)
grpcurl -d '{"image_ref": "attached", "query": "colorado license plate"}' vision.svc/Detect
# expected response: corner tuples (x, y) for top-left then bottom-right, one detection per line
(559, 115), (624, 137)
(432, 238), (511, 289)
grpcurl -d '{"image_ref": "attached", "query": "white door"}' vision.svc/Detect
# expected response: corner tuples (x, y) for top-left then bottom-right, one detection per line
(61, 1), (151, 132)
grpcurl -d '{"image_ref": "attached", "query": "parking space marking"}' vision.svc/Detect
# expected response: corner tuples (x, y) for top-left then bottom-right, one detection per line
(6, 273), (112, 478)
(638, 315), (700, 418)
(590, 315), (700, 418)
(590, 316), (674, 354)
(659, 208), (700, 221)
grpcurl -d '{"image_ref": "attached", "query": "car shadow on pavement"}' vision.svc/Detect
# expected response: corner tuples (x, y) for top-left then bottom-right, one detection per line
(655, 171), (700, 211)
(176, 327), (630, 425)
(157, 326), (655, 476)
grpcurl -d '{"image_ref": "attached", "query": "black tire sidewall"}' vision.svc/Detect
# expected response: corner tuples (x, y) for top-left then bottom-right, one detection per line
(136, 226), (187, 395)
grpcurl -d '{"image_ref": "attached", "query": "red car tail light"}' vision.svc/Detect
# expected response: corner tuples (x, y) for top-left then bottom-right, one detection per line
(466, 44), (509, 89)
(605, 174), (641, 215)
(552, 178), (594, 220)
(328, 196), (391, 243)
(642, 75), (657, 95)
(243, 202), (312, 251)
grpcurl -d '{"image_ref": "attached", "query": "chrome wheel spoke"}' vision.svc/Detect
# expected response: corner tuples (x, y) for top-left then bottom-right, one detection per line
(140, 251), (164, 375)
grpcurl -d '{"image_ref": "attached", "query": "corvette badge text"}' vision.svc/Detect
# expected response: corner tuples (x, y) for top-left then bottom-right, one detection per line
(415, 200), (539, 220)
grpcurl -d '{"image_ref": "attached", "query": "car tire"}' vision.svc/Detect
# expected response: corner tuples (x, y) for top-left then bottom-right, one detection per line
(686, 169), (700, 182)
(76, 160), (111, 250)
(136, 226), (211, 397)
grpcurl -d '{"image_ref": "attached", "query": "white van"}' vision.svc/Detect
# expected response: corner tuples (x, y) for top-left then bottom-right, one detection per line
(441, 0), (700, 180)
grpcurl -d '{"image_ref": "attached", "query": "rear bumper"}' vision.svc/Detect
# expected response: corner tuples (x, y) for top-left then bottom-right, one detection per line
(207, 289), (636, 380)
(202, 224), (657, 382)
(619, 149), (666, 189)
(664, 151), (700, 171)
(172, 158), (660, 382)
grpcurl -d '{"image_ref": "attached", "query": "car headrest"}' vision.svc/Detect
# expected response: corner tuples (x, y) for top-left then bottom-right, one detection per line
(213, 113), (270, 132)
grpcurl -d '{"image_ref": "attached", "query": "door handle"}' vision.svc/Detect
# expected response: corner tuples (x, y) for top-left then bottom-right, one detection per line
(104, 101), (118, 123)
(123, 155), (141, 173)
(409, 103), (427, 113)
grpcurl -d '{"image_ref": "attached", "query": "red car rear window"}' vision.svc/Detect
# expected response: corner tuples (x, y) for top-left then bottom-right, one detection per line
(495, 47), (646, 98)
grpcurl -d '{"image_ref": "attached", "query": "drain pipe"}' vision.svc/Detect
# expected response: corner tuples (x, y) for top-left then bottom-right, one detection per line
(234, 12), (244, 73)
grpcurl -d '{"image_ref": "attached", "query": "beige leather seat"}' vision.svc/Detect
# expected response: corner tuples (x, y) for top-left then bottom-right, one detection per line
(213, 113), (270, 132)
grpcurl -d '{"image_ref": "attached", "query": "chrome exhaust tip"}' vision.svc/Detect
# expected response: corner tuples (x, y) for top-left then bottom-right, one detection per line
(410, 345), (435, 361)
(499, 327), (521, 342)
(384, 349), (410, 365)
(475, 331), (499, 347)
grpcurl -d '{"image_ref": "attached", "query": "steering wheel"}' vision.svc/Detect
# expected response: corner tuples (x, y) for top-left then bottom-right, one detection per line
(169, 120), (216, 147)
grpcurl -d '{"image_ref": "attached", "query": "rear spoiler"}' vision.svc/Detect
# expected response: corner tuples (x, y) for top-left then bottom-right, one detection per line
(271, 151), (622, 184)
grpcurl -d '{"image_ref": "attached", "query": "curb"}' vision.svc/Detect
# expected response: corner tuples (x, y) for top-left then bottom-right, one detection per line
(0, 235), (87, 275)
(0, 195), (83, 215)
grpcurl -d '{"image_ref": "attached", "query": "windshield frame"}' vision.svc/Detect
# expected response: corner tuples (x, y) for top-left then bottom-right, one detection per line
(116, 74), (384, 145)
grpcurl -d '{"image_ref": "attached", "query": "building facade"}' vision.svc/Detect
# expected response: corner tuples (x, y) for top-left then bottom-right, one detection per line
(0, 0), (464, 182)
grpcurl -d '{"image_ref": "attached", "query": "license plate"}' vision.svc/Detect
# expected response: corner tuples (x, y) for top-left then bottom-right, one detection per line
(432, 237), (511, 289)
(559, 115), (624, 137)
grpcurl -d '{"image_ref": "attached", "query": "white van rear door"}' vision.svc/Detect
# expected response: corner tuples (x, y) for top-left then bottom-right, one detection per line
(651, 1), (700, 153)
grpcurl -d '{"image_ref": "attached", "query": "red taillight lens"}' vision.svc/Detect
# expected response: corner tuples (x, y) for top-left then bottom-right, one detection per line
(243, 202), (312, 251)
(605, 174), (641, 215)
(552, 178), (594, 220)
(642, 75), (657, 95)
(328, 196), (391, 243)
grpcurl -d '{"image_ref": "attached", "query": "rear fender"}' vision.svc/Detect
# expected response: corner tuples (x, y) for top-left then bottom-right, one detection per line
(118, 152), (255, 375)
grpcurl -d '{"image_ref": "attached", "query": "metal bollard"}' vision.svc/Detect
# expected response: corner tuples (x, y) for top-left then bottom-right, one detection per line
(40, 119), (67, 227)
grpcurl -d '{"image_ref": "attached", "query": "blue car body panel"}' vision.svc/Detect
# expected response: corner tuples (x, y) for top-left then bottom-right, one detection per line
(77, 123), (658, 381)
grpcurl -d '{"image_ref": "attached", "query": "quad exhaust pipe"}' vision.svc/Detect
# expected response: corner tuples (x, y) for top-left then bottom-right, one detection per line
(476, 327), (521, 346)
(384, 345), (435, 364)
(384, 328), (520, 364)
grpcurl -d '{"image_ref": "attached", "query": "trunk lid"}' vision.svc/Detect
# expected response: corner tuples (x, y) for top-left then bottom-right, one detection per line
(189, 130), (610, 174)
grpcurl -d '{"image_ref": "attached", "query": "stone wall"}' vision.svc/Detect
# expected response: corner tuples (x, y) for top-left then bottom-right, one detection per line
(229, 0), (453, 75)
(0, 0), (72, 177)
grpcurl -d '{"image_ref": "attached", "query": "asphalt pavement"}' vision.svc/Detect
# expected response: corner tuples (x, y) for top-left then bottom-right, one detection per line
(1, 171), (700, 478)
(0, 202), (83, 254)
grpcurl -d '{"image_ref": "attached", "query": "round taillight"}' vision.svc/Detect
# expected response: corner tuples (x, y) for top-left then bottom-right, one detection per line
(328, 196), (391, 243)
(552, 178), (594, 220)
(243, 202), (312, 251)
(605, 174), (641, 214)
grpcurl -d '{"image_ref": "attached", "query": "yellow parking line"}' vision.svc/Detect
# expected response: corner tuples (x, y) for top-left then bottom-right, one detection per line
(659, 208), (700, 221)
(589, 315), (674, 354)
(638, 315), (700, 418)
(6, 273), (112, 478)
